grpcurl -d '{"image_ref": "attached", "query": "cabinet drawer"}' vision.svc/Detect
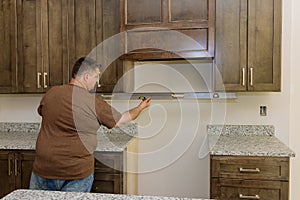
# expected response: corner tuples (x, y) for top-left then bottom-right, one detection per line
(211, 156), (289, 181)
(211, 178), (288, 200)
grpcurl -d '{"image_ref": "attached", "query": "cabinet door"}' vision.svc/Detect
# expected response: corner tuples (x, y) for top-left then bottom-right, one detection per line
(215, 0), (247, 91)
(0, 152), (15, 198)
(92, 152), (123, 194)
(15, 151), (35, 189)
(247, 0), (281, 91)
(68, 0), (121, 93)
(42, 0), (69, 90)
(16, 0), (43, 93)
(0, 0), (17, 93)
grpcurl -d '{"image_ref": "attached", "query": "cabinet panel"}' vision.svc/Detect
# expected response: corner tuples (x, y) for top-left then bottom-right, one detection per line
(126, 29), (208, 53)
(0, 152), (15, 198)
(92, 174), (122, 194)
(15, 151), (35, 189)
(126, 0), (162, 25)
(211, 156), (289, 181)
(0, 0), (17, 93)
(215, 0), (247, 91)
(248, 0), (281, 91)
(17, 0), (43, 93)
(99, 0), (122, 92)
(169, 0), (208, 22)
(211, 178), (288, 200)
(92, 152), (123, 194)
(68, 0), (121, 93)
(46, 0), (69, 87)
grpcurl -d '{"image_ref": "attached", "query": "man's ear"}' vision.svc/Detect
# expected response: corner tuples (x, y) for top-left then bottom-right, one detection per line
(83, 73), (89, 81)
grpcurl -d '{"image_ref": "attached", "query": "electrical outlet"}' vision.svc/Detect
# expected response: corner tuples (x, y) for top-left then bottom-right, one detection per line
(260, 106), (267, 116)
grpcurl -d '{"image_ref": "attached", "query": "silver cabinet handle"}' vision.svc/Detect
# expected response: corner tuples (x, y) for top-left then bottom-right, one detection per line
(100, 94), (114, 99)
(239, 194), (260, 199)
(43, 72), (48, 89)
(239, 167), (260, 173)
(249, 67), (254, 86)
(37, 72), (42, 88)
(171, 93), (184, 98)
(14, 158), (18, 176)
(242, 68), (246, 86)
(8, 157), (13, 176)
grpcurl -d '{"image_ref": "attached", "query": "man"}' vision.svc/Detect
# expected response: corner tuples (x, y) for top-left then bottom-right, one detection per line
(29, 57), (150, 192)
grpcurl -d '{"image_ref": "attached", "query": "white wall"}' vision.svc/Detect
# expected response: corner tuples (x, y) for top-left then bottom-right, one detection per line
(0, 0), (299, 198)
(289, 0), (300, 199)
(0, 95), (42, 122)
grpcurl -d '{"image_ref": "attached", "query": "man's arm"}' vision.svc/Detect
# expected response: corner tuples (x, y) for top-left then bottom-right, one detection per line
(115, 98), (151, 127)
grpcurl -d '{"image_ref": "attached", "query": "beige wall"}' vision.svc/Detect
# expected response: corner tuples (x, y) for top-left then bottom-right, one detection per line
(0, 0), (299, 198)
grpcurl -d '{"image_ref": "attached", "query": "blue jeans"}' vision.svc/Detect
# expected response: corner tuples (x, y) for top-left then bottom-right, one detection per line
(29, 172), (94, 192)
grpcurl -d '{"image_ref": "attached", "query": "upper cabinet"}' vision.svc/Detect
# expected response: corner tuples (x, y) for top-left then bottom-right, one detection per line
(0, 0), (122, 94)
(215, 0), (282, 92)
(120, 0), (215, 60)
(16, 0), (68, 93)
(0, 0), (17, 93)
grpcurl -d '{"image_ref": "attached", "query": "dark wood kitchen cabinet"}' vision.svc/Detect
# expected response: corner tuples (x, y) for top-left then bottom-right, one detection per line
(0, 0), (18, 93)
(120, 0), (215, 60)
(0, 150), (35, 198)
(215, 0), (282, 92)
(1, 0), (122, 94)
(92, 152), (124, 194)
(67, 0), (123, 93)
(16, 0), (70, 93)
(210, 155), (289, 200)
(0, 150), (126, 198)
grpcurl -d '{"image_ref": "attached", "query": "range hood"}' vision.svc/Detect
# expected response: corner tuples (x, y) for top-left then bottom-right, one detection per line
(99, 59), (236, 100)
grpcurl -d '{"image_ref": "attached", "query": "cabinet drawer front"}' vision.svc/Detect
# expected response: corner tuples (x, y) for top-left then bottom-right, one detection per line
(211, 156), (289, 180)
(211, 179), (288, 200)
(126, 29), (208, 53)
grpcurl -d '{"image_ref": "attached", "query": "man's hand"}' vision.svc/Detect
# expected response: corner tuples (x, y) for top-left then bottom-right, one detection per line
(115, 98), (151, 127)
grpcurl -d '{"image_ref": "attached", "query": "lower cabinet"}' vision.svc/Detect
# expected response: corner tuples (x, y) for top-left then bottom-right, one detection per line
(92, 152), (124, 194)
(0, 150), (35, 198)
(210, 155), (290, 200)
(0, 150), (126, 198)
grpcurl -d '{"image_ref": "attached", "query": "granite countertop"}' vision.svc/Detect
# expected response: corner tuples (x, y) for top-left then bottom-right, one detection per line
(207, 125), (295, 157)
(2, 189), (209, 200)
(0, 123), (137, 152)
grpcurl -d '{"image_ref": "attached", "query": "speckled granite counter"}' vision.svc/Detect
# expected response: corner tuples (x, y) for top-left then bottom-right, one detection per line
(0, 122), (137, 152)
(208, 125), (295, 157)
(2, 189), (209, 200)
